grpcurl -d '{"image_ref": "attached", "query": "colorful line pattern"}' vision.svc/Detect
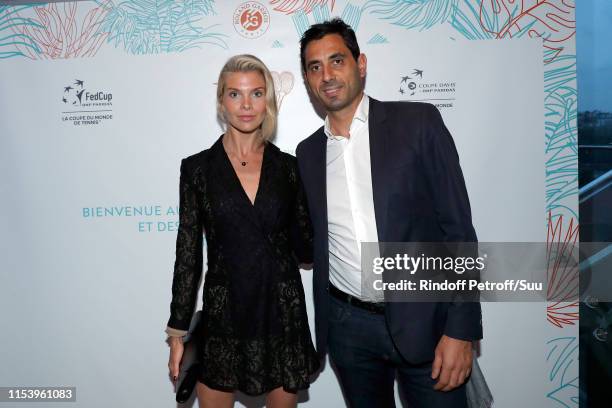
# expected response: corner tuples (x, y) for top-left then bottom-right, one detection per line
(477, 0), (575, 63)
(452, 0), (576, 63)
(546, 336), (579, 407)
(291, 10), (310, 37)
(99, 0), (227, 54)
(0, 5), (43, 59)
(288, 2), (359, 36)
(3, 2), (109, 59)
(340, 2), (362, 30)
(312, 3), (332, 22)
(546, 211), (579, 328)
(368, 33), (390, 43)
(450, 2), (579, 250)
(269, 0), (335, 15)
(544, 50), (578, 221)
(364, 0), (458, 31)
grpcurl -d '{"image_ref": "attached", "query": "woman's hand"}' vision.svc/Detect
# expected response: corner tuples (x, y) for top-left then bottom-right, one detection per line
(168, 336), (185, 387)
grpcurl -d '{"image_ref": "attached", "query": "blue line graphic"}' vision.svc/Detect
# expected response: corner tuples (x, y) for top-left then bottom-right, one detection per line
(544, 51), (578, 220)
(0, 5), (44, 59)
(341, 3), (362, 30)
(364, 0), (457, 31)
(99, 0), (227, 54)
(368, 33), (390, 44)
(312, 3), (331, 23)
(546, 336), (579, 407)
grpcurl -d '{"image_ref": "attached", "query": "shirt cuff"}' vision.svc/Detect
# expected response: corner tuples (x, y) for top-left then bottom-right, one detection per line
(165, 326), (188, 338)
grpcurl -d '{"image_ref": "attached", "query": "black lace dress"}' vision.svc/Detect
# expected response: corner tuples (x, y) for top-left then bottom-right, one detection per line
(166, 136), (320, 396)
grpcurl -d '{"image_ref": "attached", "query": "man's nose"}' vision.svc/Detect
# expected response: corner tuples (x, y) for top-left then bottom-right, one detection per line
(321, 65), (334, 83)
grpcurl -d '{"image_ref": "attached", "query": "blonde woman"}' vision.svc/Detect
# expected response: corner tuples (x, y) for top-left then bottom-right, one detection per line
(165, 55), (319, 407)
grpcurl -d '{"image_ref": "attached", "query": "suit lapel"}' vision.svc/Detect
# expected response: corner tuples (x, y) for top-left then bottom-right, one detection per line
(209, 137), (264, 230)
(369, 98), (389, 243)
(307, 128), (329, 252)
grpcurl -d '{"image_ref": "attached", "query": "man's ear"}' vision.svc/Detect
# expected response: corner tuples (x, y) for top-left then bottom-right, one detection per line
(358, 53), (367, 79)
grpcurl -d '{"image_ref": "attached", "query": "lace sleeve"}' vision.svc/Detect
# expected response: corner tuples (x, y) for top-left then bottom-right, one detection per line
(166, 158), (204, 331)
(291, 160), (314, 265)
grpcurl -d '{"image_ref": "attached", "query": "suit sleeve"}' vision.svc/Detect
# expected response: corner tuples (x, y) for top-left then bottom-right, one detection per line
(166, 158), (204, 332)
(422, 104), (483, 341)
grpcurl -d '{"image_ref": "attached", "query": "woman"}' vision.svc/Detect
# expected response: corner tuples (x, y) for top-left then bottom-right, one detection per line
(165, 54), (320, 408)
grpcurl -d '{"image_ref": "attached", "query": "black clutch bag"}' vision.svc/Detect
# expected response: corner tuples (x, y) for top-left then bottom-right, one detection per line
(175, 311), (202, 404)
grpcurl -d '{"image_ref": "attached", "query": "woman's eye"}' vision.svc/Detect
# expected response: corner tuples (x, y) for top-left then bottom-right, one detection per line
(229, 91), (238, 98)
(254, 91), (263, 97)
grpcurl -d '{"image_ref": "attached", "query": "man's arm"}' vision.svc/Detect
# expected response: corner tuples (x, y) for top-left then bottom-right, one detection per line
(420, 104), (482, 391)
(421, 103), (482, 340)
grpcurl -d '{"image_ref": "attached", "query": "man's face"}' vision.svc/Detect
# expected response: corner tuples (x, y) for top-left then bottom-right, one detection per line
(303, 33), (366, 113)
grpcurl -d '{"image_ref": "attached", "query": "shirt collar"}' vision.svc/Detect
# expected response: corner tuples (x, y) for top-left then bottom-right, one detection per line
(324, 93), (369, 140)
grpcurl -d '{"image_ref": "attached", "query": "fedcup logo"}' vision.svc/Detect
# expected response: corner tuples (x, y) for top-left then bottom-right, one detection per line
(233, 2), (270, 39)
(60, 78), (114, 126)
(62, 79), (86, 105)
(61, 79), (113, 107)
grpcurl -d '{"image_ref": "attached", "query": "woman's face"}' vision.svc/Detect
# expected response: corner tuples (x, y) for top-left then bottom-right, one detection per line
(221, 71), (267, 136)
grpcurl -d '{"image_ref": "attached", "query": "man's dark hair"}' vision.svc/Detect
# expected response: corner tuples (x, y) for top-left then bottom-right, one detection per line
(299, 18), (360, 72)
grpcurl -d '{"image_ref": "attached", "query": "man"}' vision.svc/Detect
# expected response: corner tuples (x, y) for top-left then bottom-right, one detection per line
(295, 18), (483, 407)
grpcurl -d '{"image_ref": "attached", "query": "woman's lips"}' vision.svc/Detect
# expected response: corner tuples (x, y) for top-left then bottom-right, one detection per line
(238, 115), (256, 121)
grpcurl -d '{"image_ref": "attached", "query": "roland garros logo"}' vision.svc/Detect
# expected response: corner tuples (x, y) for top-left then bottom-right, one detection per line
(233, 2), (270, 39)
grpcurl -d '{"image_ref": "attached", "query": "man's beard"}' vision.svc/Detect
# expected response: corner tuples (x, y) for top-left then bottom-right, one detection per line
(318, 77), (361, 112)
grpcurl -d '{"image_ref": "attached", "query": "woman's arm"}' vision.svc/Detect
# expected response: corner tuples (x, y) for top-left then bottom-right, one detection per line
(166, 158), (204, 333)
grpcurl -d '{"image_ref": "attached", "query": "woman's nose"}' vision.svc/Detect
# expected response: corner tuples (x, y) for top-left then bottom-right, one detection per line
(242, 97), (252, 110)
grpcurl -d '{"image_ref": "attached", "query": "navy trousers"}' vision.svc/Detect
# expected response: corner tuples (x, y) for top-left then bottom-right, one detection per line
(327, 295), (468, 408)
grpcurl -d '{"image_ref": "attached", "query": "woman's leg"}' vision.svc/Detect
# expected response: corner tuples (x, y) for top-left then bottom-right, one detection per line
(265, 387), (298, 408)
(195, 381), (234, 408)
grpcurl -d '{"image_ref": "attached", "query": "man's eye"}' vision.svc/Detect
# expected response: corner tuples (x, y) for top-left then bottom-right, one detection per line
(310, 65), (320, 72)
(333, 58), (343, 65)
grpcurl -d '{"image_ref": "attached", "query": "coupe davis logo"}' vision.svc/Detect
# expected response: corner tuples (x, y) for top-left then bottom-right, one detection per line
(398, 68), (456, 109)
(399, 69), (423, 96)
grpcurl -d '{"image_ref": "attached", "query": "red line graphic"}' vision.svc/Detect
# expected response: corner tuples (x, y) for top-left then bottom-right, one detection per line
(10, 2), (110, 59)
(546, 210), (579, 328)
(269, 0), (335, 15)
(478, 0), (575, 63)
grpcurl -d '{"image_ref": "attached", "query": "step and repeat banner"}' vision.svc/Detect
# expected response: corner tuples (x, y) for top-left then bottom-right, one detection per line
(0, 1), (577, 407)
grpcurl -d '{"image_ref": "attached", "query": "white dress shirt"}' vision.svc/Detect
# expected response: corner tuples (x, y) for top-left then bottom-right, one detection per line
(325, 94), (379, 300)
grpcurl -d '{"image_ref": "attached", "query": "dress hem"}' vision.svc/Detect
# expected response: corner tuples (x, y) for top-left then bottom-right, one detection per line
(196, 376), (312, 397)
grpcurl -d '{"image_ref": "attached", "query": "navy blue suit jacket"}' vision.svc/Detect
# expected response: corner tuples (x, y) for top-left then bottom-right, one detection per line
(296, 98), (483, 363)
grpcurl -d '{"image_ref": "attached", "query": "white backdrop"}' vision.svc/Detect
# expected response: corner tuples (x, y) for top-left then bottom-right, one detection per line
(0, 1), (578, 407)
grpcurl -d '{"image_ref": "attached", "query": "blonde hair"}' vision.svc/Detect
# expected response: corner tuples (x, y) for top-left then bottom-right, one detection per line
(216, 54), (278, 141)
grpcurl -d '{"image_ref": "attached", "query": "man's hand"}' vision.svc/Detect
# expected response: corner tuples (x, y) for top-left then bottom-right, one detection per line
(431, 335), (472, 391)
